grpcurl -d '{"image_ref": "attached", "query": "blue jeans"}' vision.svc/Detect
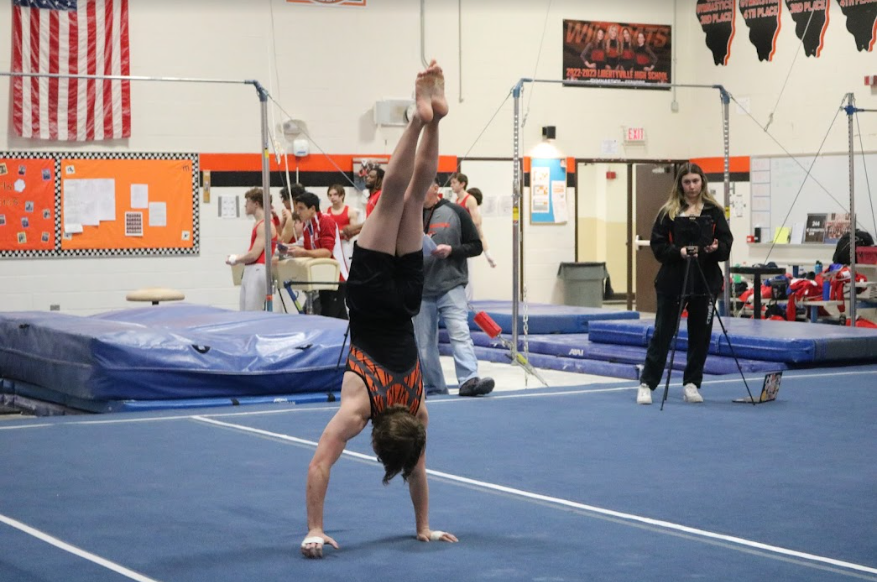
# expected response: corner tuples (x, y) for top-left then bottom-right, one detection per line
(414, 285), (478, 393)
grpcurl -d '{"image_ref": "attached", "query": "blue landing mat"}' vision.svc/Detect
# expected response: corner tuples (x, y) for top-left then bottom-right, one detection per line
(439, 330), (785, 376)
(588, 317), (877, 364)
(0, 304), (348, 412)
(465, 300), (639, 334)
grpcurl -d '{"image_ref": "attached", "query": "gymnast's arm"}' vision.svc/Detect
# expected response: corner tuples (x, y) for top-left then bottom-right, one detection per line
(229, 222), (276, 265)
(303, 380), (370, 555)
(409, 405), (458, 544)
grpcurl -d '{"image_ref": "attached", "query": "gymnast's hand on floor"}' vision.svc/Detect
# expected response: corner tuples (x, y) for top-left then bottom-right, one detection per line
(300, 529), (339, 558)
(417, 529), (458, 543)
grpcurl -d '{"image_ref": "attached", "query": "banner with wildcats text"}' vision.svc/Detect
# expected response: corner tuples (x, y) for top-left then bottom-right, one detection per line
(563, 20), (672, 89)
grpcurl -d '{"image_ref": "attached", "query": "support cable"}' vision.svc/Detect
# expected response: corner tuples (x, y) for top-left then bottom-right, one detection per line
(764, 9), (815, 132)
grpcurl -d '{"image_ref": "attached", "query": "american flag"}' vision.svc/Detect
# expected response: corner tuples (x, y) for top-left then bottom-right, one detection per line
(11, 0), (131, 141)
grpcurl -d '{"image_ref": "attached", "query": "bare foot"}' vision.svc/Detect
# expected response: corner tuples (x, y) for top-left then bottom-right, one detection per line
(414, 60), (448, 123)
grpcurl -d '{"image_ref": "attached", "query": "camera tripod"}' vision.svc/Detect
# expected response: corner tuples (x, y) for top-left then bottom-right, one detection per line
(660, 250), (756, 410)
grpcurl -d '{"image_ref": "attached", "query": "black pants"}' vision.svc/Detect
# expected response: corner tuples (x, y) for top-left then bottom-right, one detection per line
(640, 292), (714, 390)
(317, 289), (348, 320)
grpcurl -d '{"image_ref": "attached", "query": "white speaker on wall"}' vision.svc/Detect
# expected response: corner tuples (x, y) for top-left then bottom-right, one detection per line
(374, 99), (415, 126)
(292, 138), (309, 157)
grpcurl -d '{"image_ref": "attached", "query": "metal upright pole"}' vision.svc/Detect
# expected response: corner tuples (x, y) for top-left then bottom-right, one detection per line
(511, 81), (524, 361)
(846, 93), (857, 324)
(252, 80), (274, 312)
(720, 86), (732, 316)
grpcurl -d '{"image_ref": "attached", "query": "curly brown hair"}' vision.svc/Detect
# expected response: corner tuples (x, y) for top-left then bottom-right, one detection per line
(371, 405), (426, 485)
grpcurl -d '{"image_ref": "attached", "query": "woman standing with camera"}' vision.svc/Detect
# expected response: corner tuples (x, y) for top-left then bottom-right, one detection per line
(637, 163), (733, 405)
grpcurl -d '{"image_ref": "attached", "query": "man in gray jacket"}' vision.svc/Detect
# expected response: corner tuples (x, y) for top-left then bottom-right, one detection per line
(415, 181), (494, 397)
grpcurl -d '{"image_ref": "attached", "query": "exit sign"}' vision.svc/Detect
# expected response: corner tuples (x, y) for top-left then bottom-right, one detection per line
(625, 127), (646, 142)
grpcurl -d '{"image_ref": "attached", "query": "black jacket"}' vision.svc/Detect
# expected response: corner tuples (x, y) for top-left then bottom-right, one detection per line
(650, 203), (733, 296)
(832, 229), (874, 265)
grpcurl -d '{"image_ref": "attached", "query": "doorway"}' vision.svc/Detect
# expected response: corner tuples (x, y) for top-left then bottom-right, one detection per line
(634, 163), (676, 314)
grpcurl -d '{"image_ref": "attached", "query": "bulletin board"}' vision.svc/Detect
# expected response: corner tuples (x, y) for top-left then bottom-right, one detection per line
(0, 153), (58, 256)
(528, 157), (569, 224)
(0, 152), (198, 258)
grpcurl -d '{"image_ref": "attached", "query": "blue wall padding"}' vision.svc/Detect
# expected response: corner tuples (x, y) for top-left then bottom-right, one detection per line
(587, 318), (877, 364)
(439, 330), (786, 375)
(466, 300), (639, 334)
(0, 305), (347, 404)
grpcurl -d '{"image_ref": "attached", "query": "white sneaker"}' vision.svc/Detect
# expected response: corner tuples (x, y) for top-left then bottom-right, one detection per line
(683, 383), (704, 403)
(637, 384), (652, 405)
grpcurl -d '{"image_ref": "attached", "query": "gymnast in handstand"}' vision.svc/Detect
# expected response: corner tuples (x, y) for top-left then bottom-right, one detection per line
(300, 60), (458, 558)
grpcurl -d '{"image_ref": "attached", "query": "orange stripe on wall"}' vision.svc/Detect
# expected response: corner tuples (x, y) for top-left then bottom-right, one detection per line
(521, 157), (575, 174)
(690, 156), (750, 174)
(200, 153), (458, 173)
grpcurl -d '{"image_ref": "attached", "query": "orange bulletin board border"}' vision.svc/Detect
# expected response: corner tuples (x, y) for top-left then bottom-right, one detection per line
(0, 152), (198, 259)
(0, 153), (58, 257)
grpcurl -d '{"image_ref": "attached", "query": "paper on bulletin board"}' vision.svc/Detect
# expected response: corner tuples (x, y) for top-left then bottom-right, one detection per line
(531, 167), (550, 214)
(552, 181), (568, 223)
(131, 184), (149, 208)
(63, 179), (116, 228)
(148, 202), (167, 227)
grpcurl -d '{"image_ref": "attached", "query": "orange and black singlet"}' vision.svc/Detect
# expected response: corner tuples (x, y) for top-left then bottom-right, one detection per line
(346, 345), (424, 418)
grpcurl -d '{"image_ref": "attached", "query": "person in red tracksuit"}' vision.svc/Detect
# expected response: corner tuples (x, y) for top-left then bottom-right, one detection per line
(288, 191), (348, 320)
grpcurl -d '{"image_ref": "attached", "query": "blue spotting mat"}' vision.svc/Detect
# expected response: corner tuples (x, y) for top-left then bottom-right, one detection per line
(439, 343), (642, 379)
(0, 304), (348, 409)
(439, 330), (786, 376)
(587, 317), (877, 364)
(0, 378), (341, 415)
(465, 300), (639, 334)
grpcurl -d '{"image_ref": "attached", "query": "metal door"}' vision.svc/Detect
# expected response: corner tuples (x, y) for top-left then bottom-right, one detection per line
(635, 164), (675, 314)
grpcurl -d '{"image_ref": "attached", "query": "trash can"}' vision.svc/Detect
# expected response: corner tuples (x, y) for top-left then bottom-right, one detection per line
(557, 262), (607, 308)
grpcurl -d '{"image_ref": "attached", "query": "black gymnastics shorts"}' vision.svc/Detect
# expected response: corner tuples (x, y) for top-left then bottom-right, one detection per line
(345, 243), (423, 372)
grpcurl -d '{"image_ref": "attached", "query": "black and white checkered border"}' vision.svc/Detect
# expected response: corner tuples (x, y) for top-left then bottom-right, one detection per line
(0, 152), (199, 259)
